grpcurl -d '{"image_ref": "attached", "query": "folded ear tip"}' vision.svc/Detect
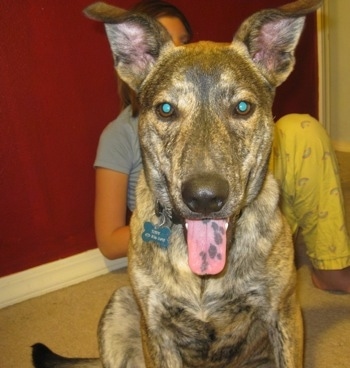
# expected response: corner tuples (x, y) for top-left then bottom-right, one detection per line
(83, 2), (105, 19)
(278, 0), (323, 14)
(83, 2), (126, 22)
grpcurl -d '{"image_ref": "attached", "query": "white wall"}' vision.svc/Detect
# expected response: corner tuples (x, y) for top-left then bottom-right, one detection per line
(326, 0), (350, 151)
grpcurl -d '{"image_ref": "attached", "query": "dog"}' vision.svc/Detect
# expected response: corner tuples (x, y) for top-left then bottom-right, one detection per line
(32, 0), (322, 367)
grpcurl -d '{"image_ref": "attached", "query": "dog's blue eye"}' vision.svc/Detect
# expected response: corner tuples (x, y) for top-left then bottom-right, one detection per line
(235, 101), (251, 116)
(157, 102), (175, 119)
(238, 101), (248, 112)
(161, 103), (172, 114)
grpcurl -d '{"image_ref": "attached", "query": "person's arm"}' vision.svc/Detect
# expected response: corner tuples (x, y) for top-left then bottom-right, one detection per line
(94, 167), (130, 259)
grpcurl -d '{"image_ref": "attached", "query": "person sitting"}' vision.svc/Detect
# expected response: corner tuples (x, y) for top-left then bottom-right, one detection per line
(94, 0), (350, 293)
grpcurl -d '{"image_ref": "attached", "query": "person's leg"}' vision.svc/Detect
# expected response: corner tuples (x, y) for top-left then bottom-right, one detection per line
(270, 114), (350, 292)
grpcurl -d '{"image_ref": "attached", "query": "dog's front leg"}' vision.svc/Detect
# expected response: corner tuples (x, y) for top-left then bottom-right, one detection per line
(268, 299), (303, 368)
(140, 316), (183, 368)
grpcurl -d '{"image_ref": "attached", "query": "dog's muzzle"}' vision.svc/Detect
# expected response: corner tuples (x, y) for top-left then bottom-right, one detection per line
(181, 173), (229, 216)
(181, 173), (229, 276)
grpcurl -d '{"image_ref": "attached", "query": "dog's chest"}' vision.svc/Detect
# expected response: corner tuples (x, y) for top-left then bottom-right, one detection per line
(152, 288), (270, 367)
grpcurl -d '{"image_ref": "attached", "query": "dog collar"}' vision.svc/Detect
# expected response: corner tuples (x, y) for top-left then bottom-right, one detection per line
(155, 200), (182, 225)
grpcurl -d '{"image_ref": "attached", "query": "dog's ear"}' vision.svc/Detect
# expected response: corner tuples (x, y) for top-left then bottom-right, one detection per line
(84, 2), (173, 91)
(234, 0), (322, 87)
(84, 2), (127, 21)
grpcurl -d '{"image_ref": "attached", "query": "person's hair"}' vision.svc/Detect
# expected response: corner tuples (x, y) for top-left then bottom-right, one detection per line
(117, 0), (193, 117)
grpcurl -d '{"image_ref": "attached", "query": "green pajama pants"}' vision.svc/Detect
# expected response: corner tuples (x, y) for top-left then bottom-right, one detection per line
(270, 114), (350, 270)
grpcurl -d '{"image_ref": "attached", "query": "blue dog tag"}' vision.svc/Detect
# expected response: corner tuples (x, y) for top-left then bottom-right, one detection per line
(142, 222), (171, 248)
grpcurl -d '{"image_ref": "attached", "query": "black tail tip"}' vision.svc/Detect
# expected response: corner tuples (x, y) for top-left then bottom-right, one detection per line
(31, 343), (55, 368)
(31, 342), (99, 367)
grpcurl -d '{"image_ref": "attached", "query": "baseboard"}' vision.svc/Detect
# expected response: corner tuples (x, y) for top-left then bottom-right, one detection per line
(333, 140), (350, 153)
(0, 249), (128, 309)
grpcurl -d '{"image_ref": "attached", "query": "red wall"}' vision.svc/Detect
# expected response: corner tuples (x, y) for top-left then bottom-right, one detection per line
(0, 0), (318, 277)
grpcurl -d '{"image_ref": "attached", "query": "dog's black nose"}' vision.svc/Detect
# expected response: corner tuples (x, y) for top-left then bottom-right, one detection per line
(182, 174), (229, 215)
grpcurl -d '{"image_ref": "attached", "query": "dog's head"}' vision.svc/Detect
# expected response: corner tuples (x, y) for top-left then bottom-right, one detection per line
(85, 0), (322, 275)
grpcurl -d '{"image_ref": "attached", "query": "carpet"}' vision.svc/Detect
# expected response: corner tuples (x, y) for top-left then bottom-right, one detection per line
(0, 265), (349, 368)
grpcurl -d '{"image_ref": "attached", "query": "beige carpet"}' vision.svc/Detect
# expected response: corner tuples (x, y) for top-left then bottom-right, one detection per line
(0, 265), (349, 368)
(1, 151), (350, 368)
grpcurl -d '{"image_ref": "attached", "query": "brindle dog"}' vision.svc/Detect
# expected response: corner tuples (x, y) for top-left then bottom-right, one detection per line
(32, 1), (322, 367)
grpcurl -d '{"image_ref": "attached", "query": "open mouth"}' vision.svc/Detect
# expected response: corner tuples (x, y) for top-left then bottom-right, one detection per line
(185, 218), (229, 275)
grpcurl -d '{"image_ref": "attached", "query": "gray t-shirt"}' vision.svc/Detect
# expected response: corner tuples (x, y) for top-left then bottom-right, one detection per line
(94, 106), (142, 211)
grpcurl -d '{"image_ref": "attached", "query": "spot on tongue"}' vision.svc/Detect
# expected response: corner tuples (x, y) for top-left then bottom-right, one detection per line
(186, 219), (227, 275)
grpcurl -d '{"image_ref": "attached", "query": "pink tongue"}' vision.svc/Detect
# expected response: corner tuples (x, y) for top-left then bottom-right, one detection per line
(186, 219), (227, 275)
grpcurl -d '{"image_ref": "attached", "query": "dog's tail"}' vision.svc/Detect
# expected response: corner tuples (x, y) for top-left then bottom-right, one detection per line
(32, 343), (102, 368)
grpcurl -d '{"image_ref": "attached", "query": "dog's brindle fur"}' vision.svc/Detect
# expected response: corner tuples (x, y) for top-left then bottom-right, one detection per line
(32, 1), (322, 367)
